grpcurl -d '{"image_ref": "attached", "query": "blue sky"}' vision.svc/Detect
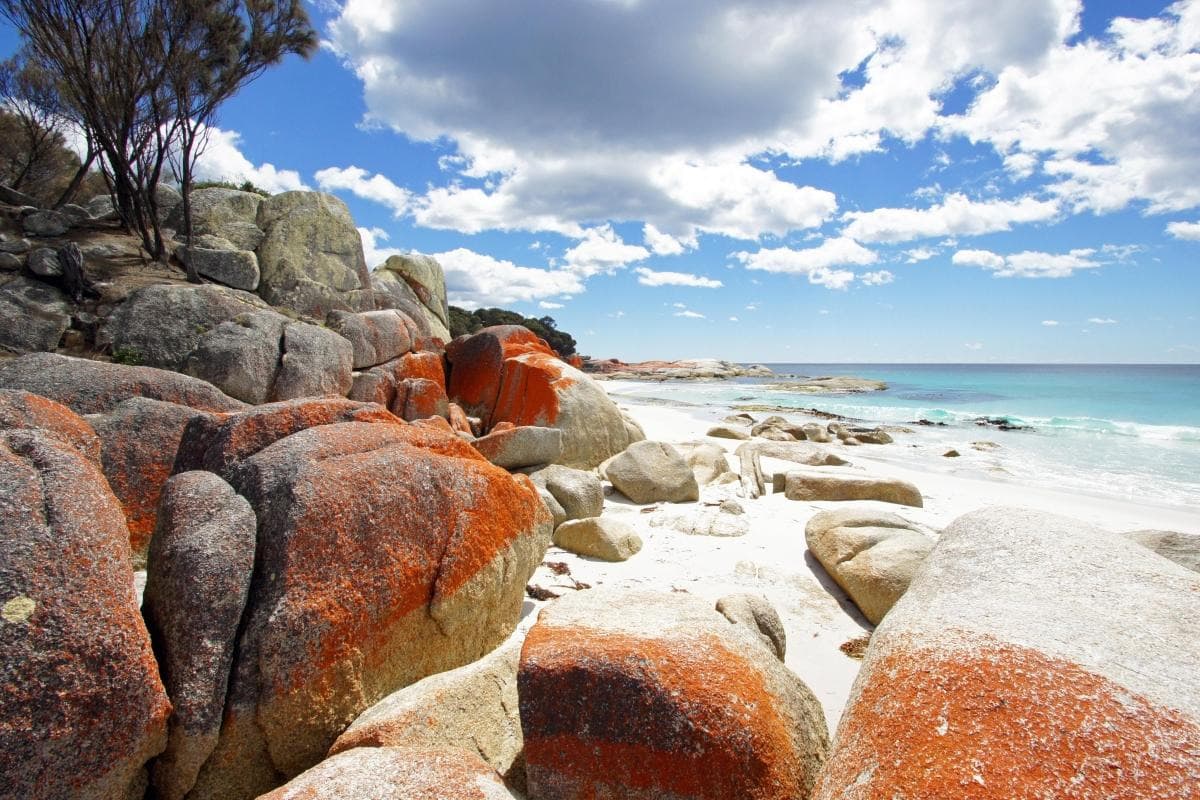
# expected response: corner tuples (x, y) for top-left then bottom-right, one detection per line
(4, 1), (1199, 362)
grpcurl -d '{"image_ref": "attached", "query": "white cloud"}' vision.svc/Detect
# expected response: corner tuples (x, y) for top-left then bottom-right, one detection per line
(904, 247), (939, 263)
(562, 226), (649, 277)
(1042, 319), (1060, 326)
(964, 341), (984, 351)
(674, 310), (705, 319)
(643, 223), (690, 256)
(728, 316), (739, 322)
(842, 193), (1060, 244)
(193, 127), (308, 194)
(861, 270), (894, 286)
(952, 247), (1103, 278)
(634, 267), (723, 288)
(359, 227), (405, 268)
(745, 303), (759, 311)
(945, 3), (1200, 214)
(734, 237), (875, 290)
(1167, 220), (1200, 240)
(315, 166), (412, 216)
(539, 301), (565, 309)
(429, 247), (584, 308)
(672, 302), (687, 309)
(1088, 317), (1118, 325)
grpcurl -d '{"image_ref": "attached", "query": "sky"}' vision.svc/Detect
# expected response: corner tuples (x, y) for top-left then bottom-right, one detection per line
(3, 0), (1200, 363)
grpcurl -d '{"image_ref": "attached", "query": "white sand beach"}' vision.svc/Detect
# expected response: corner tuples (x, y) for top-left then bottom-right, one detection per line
(527, 394), (1200, 729)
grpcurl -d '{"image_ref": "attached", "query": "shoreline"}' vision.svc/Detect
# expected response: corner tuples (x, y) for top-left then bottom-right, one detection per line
(525, 385), (1200, 728)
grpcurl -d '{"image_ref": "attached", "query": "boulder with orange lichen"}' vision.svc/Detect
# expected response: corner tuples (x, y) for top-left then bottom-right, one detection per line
(173, 397), (398, 481)
(326, 309), (416, 369)
(257, 746), (520, 800)
(185, 421), (551, 800)
(0, 388), (101, 462)
(0, 429), (171, 800)
(812, 507), (1200, 800)
(395, 377), (449, 421)
(88, 397), (218, 566)
(447, 326), (641, 468)
(0, 352), (247, 414)
(518, 588), (830, 800)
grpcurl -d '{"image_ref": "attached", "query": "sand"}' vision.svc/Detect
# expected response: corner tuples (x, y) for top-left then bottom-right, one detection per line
(525, 395), (1200, 731)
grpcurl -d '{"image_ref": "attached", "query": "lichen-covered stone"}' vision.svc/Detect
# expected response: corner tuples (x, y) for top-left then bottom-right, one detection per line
(0, 388), (101, 462)
(0, 276), (71, 353)
(143, 472), (256, 800)
(813, 507), (1200, 800)
(519, 589), (829, 800)
(0, 430), (171, 799)
(185, 422), (551, 799)
(0, 352), (247, 414)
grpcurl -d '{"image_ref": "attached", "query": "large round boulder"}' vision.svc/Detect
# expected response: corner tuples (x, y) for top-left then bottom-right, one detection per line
(602, 440), (699, 504)
(518, 588), (830, 799)
(813, 507), (1200, 799)
(254, 191), (373, 318)
(0, 430), (171, 799)
(0, 388), (101, 461)
(0, 276), (71, 353)
(184, 421), (552, 799)
(375, 253), (450, 340)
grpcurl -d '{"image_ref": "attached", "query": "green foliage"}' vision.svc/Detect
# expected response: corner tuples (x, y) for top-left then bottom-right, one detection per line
(110, 346), (143, 366)
(192, 179), (271, 197)
(448, 306), (578, 359)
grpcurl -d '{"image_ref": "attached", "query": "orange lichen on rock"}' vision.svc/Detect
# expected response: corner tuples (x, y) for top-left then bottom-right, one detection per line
(388, 351), (447, 390)
(0, 388), (101, 462)
(446, 326), (556, 426)
(174, 397), (400, 479)
(491, 352), (576, 428)
(399, 377), (450, 421)
(519, 628), (810, 799)
(814, 640), (1200, 799)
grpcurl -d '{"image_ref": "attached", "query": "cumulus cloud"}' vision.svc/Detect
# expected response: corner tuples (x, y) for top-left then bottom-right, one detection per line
(1088, 317), (1118, 324)
(359, 227), (405, 268)
(842, 193), (1060, 244)
(944, 2), (1200, 214)
(429, 248), (584, 308)
(904, 247), (939, 263)
(734, 238), (875, 290)
(634, 267), (723, 288)
(952, 247), (1103, 278)
(1167, 219), (1200, 240)
(1042, 319), (1060, 326)
(193, 127), (308, 193)
(539, 301), (564, 309)
(562, 226), (649, 277)
(316, 166), (412, 216)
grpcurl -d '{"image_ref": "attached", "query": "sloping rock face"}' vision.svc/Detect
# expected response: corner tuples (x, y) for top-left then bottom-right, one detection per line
(143, 472), (257, 800)
(805, 507), (934, 625)
(331, 637), (526, 790)
(0, 388), (101, 461)
(519, 589), (830, 800)
(255, 191), (373, 318)
(813, 507), (1200, 799)
(258, 746), (520, 800)
(186, 421), (551, 799)
(446, 326), (640, 469)
(374, 253), (451, 342)
(88, 397), (216, 565)
(0, 430), (171, 799)
(165, 187), (265, 251)
(174, 397), (396, 480)
(327, 309), (415, 369)
(0, 352), (247, 414)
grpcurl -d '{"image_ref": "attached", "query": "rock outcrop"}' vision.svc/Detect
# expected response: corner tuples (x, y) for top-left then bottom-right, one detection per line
(0, 276), (71, 353)
(583, 358), (774, 380)
(255, 191), (373, 317)
(552, 517), (643, 561)
(602, 440), (699, 504)
(373, 253), (451, 342)
(0, 388), (101, 461)
(1124, 528), (1200, 574)
(735, 440), (850, 498)
(528, 464), (603, 522)
(0, 352), (247, 414)
(473, 425), (564, 469)
(715, 593), (787, 661)
(142, 472), (257, 800)
(447, 326), (640, 468)
(518, 589), (829, 799)
(805, 507), (934, 624)
(0, 430), (171, 799)
(813, 507), (1200, 799)
(165, 187), (265, 251)
(186, 421), (551, 799)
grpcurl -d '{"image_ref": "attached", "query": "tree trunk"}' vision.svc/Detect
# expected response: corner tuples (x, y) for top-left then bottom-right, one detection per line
(57, 242), (92, 303)
(54, 149), (97, 209)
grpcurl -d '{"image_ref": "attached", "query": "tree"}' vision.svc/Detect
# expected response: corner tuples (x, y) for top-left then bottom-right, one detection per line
(448, 306), (578, 359)
(1, 0), (315, 270)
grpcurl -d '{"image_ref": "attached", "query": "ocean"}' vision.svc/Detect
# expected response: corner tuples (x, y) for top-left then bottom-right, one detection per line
(603, 363), (1200, 511)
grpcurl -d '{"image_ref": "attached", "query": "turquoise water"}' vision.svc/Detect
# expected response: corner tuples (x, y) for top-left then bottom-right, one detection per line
(605, 364), (1200, 509)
